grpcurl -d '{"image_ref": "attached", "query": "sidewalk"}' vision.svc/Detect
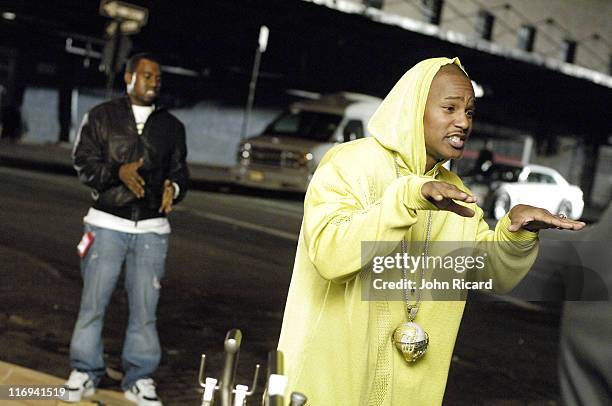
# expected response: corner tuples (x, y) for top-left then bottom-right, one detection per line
(0, 140), (233, 185)
(0, 361), (131, 406)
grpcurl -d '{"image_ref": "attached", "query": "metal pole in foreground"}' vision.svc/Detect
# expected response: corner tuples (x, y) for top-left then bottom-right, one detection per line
(264, 350), (285, 406)
(240, 25), (269, 140)
(220, 329), (242, 406)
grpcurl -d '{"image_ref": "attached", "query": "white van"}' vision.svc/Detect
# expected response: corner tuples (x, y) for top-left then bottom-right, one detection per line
(231, 92), (382, 192)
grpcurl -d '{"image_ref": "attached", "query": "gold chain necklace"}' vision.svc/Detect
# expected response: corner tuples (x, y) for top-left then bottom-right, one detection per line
(392, 157), (431, 363)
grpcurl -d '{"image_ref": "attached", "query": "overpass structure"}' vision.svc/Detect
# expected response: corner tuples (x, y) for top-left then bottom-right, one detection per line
(1, 0), (610, 203)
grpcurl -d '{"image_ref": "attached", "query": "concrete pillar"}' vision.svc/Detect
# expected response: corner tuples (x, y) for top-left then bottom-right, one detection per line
(579, 140), (601, 206)
(1, 48), (26, 141)
(57, 57), (73, 143)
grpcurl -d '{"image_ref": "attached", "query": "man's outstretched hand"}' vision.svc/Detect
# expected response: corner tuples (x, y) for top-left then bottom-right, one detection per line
(119, 158), (145, 198)
(421, 181), (477, 217)
(508, 204), (586, 232)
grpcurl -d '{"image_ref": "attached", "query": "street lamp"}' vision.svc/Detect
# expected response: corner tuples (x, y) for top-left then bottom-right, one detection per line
(241, 25), (269, 140)
(1, 12), (16, 20)
(100, 0), (148, 24)
(99, 0), (149, 98)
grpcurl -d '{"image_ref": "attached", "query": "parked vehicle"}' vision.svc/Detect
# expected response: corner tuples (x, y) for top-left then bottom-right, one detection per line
(231, 92), (382, 192)
(464, 163), (584, 220)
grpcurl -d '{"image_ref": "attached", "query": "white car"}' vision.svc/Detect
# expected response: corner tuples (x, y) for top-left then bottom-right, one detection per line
(466, 164), (584, 220)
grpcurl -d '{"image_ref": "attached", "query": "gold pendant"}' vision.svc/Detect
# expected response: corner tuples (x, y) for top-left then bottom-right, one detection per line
(392, 322), (429, 363)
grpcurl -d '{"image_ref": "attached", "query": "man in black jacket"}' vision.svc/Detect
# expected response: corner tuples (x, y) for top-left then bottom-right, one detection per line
(64, 53), (188, 406)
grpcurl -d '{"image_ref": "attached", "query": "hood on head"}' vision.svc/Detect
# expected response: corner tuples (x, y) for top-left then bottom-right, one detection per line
(367, 57), (467, 175)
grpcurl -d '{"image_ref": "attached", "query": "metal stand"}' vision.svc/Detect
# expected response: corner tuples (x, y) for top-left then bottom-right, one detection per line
(262, 350), (307, 406)
(198, 329), (260, 406)
(263, 350), (285, 406)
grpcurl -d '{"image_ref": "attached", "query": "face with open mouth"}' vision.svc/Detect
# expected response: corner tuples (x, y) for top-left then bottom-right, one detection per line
(125, 58), (162, 106)
(423, 64), (476, 172)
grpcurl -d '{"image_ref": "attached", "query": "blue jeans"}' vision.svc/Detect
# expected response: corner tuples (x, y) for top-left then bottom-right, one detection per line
(69, 224), (168, 391)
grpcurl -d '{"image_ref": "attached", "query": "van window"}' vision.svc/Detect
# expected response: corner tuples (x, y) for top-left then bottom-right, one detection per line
(343, 120), (364, 142)
(265, 110), (342, 142)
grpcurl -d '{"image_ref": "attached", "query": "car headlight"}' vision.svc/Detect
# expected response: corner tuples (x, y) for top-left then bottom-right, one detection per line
(237, 143), (252, 162)
(294, 152), (314, 167)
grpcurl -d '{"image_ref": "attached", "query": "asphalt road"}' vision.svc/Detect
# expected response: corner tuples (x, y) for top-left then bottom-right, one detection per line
(0, 165), (563, 405)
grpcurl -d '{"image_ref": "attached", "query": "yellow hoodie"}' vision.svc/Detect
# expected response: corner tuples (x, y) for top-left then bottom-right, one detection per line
(278, 57), (539, 406)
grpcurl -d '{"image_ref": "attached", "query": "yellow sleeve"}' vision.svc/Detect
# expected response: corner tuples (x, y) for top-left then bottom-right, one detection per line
(303, 160), (436, 282)
(474, 205), (540, 293)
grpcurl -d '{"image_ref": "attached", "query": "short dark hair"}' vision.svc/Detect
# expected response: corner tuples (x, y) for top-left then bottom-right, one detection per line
(125, 52), (161, 73)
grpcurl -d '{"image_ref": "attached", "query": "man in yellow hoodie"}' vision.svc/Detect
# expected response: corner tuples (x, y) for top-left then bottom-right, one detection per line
(277, 57), (585, 405)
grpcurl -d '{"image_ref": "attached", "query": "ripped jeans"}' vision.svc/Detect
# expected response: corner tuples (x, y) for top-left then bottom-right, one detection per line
(69, 224), (168, 391)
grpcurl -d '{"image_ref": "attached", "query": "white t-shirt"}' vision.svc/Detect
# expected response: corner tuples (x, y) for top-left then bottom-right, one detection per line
(84, 207), (171, 234)
(131, 104), (155, 135)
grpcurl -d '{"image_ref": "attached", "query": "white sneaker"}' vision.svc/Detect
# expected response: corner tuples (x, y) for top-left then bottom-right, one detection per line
(63, 369), (95, 402)
(124, 378), (163, 406)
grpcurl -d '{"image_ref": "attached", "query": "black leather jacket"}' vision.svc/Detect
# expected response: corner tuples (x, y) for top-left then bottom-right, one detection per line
(73, 97), (189, 221)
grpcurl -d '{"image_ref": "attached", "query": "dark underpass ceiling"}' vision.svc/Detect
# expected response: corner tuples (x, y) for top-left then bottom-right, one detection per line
(1, 0), (611, 139)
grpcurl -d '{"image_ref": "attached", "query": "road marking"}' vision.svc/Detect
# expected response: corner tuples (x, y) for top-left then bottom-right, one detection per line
(243, 202), (304, 219)
(245, 197), (304, 215)
(189, 192), (304, 219)
(0, 166), (303, 239)
(186, 199), (303, 220)
(191, 210), (299, 241)
(0, 166), (79, 188)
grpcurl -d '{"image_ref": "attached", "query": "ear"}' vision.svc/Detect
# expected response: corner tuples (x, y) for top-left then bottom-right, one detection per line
(124, 71), (133, 86)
